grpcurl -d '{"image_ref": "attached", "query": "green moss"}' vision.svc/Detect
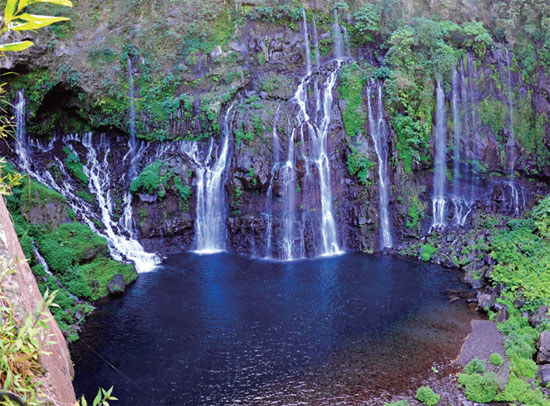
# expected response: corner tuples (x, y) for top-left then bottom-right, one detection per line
(19, 178), (67, 218)
(63, 147), (88, 185)
(479, 97), (506, 143)
(338, 62), (366, 138)
(78, 257), (136, 301)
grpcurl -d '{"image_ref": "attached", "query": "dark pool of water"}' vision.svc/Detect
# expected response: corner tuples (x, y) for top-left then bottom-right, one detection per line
(71, 252), (475, 405)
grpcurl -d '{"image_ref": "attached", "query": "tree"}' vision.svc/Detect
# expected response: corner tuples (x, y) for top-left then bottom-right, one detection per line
(353, 4), (380, 43)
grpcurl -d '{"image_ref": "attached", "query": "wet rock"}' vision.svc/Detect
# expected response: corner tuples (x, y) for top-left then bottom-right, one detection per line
(529, 306), (548, 327)
(494, 363), (511, 391)
(477, 293), (496, 311)
(537, 331), (550, 364)
(494, 305), (510, 323)
(107, 274), (126, 295)
(538, 365), (550, 385)
(513, 297), (526, 308)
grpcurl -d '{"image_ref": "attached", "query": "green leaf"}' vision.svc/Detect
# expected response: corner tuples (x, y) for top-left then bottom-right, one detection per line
(93, 389), (102, 406)
(4, 0), (17, 23)
(3, 370), (12, 390)
(9, 13), (69, 31)
(33, 0), (73, 6)
(0, 41), (34, 52)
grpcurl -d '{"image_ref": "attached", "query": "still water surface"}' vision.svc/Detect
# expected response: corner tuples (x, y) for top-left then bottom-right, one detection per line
(72, 252), (474, 405)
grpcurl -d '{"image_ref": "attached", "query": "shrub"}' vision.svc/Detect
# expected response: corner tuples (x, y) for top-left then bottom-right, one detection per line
(415, 386), (440, 406)
(489, 353), (504, 366)
(353, 4), (380, 43)
(457, 372), (498, 403)
(464, 358), (486, 375)
(420, 243), (437, 261)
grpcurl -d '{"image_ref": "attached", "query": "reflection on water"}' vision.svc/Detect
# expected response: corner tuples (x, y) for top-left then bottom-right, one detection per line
(71, 252), (474, 405)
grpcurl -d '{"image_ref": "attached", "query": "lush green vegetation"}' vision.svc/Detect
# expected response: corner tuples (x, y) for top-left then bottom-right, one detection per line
(338, 62), (366, 138)
(63, 146), (88, 185)
(346, 145), (375, 186)
(415, 386), (440, 406)
(130, 161), (193, 207)
(4, 167), (137, 339)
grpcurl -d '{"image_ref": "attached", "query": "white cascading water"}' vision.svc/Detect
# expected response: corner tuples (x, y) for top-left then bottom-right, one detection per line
(312, 13), (321, 70)
(333, 9), (343, 60)
(432, 79), (448, 228)
(281, 128), (298, 259)
(302, 8), (312, 75)
(182, 106), (234, 253)
(505, 48), (522, 216)
(294, 62), (343, 256)
(78, 133), (160, 272)
(14, 90), (31, 174)
(366, 80), (393, 248)
(12, 93), (159, 272)
(264, 107), (281, 258)
(450, 65), (473, 226)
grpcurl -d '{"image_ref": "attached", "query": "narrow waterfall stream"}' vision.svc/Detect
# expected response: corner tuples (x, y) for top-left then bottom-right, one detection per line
(332, 9), (343, 60)
(505, 48), (522, 215)
(432, 79), (448, 228)
(302, 8), (312, 75)
(181, 106), (234, 253)
(312, 13), (320, 70)
(366, 80), (393, 248)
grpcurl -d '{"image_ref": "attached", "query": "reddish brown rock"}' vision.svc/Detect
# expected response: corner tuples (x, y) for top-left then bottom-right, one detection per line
(0, 196), (76, 405)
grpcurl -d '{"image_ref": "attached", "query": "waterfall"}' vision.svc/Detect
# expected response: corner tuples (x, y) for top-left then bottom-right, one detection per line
(14, 90), (31, 173)
(312, 13), (320, 70)
(184, 106), (234, 253)
(505, 48), (516, 178)
(451, 67), (461, 199)
(504, 48), (522, 216)
(366, 80), (393, 248)
(302, 9), (312, 75)
(79, 133), (160, 272)
(333, 9), (343, 60)
(12, 120), (160, 273)
(450, 66), (473, 226)
(432, 79), (448, 228)
(342, 25), (351, 57)
(295, 61), (343, 256)
(11, 93), (159, 273)
(281, 128), (298, 259)
(264, 107), (280, 258)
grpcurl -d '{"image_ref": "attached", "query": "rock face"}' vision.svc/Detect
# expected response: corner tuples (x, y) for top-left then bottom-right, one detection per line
(0, 197), (76, 404)
(538, 331), (550, 365)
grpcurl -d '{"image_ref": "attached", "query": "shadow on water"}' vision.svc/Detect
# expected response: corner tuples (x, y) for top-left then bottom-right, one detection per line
(71, 252), (476, 405)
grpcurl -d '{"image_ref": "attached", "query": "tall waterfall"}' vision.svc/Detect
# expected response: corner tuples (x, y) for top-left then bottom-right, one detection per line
(127, 57), (137, 150)
(302, 9), (312, 75)
(366, 80), (393, 248)
(432, 79), (448, 228)
(312, 13), (320, 70)
(281, 128), (298, 259)
(14, 90), (31, 173)
(333, 9), (343, 59)
(295, 62), (342, 256)
(505, 48), (521, 216)
(183, 106), (234, 253)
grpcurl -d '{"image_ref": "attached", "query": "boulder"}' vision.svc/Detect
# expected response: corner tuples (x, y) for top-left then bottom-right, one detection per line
(537, 331), (550, 364)
(538, 365), (550, 385)
(477, 293), (496, 310)
(107, 274), (126, 295)
(494, 305), (510, 323)
(529, 306), (548, 327)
